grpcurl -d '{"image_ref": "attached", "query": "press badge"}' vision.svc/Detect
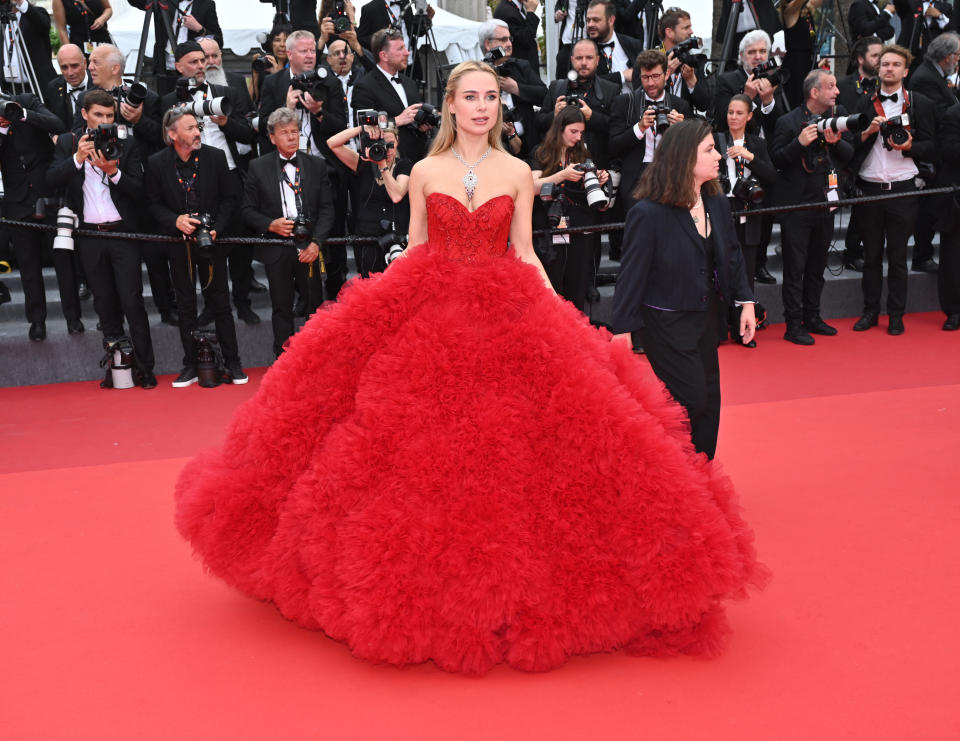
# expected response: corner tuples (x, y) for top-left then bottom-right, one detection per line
(553, 215), (570, 245)
(299, 133), (309, 152)
(826, 171), (839, 211)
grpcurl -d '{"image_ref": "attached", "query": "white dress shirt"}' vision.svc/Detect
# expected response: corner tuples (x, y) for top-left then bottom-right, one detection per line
(632, 92), (666, 162)
(859, 87), (920, 183)
(166, 1), (196, 71)
(192, 88), (236, 170)
(378, 64), (409, 108)
(279, 158), (299, 219)
(74, 156), (123, 223)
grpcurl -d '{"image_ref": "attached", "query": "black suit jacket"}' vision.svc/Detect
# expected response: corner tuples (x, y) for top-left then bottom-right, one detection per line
(609, 91), (692, 199)
(908, 56), (958, 114)
(850, 88), (938, 173)
(849, 0), (896, 40)
(351, 67), (428, 160)
(771, 105), (855, 205)
(0, 94), (63, 217)
(895, 0), (954, 57)
(710, 67), (787, 139)
(556, 33), (643, 89)
(128, 0), (224, 77)
(716, 0), (781, 44)
(45, 74), (93, 131)
(224, 71), (254, 115)
(46, 133), (145, 228)
(934, 101), (960, 228)
(537, 75), (621, 168)
(612, 194), (754, 332)
(713, 130), (777, 243)
(72, 86), (165, 156)
(494, 0), (541, 71)
(357, 0), (426, 51)
(258, 68), (348, 159)
(494, 58), (547, 154)
(837, 73), (879, 112)
(160, 83), (257, 169)
(145, 144), (239, 238)
(243, 150), (336, 264)
(0, 4), (57, 97)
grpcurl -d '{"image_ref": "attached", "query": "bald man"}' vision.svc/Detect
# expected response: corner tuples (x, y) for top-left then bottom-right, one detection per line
(47, 44), (90, 130)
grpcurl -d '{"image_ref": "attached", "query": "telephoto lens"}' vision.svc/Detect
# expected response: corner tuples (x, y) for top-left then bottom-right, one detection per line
(125, 82), (148, 107)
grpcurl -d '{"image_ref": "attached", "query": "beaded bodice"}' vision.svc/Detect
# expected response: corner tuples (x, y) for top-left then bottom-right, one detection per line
(424, 192), (514, 261)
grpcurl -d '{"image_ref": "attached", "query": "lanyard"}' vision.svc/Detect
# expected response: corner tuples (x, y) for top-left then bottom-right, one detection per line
(174, 1), (194, 41)
(280, 161), (304, 216)
(176, 153), (199, 211)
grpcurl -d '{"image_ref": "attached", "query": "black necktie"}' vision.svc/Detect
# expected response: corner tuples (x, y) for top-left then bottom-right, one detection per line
(879, 92), (898, 102)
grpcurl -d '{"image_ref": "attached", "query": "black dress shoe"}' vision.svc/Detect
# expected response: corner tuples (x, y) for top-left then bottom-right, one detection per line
(755, 266), (777, 284)
(843, 257), (865, 272)
(608, 246), (622, 262)
(0, 282), (10, 306)
(67, 318), (85, 335)
(28, 321), (46, 341)
(888, 315), (905, 335)
(784, 326), (815, 345)
(160, 309), (179, 326)
(197, 308), (215, 326)
(77, 281), (91, 300)
(249, 277), (268, 294)
(586, 285), (601, 303)
(140, 371), (158, 389)
(943, 313), (960, 331)
(803, 317), (838, 336)
(237, 306), (261, 324)
(853, 312), (879, 331)
(911, 258), (938, 273)
(737, 335), (757, 348)
(294, 298), (308, 318)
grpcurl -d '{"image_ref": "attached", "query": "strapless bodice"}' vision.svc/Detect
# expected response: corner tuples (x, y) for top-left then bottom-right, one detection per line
(424, 192), (514, 261)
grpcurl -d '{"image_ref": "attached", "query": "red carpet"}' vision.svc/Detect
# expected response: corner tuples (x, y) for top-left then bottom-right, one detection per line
(2, 313), (959, 739)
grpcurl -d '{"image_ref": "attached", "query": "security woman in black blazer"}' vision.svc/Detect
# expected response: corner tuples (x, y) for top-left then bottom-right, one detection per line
(612, 119), (756, 459)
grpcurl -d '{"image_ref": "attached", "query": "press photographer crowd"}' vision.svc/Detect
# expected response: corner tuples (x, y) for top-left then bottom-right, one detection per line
(1, 0), (959, 389)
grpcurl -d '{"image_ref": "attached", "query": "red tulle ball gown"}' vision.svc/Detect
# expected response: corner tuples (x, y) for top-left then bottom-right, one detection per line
(175, 192), (768, 675)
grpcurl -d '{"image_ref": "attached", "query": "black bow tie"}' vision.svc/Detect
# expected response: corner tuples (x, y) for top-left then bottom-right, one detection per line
(280, 155), (297, 166)
(390, 76), (402, 84)
(69, 85), (85, 94)
(879, 92), (898, 102)
(191, 83), (208, 94)
(600, 42), (614, 50)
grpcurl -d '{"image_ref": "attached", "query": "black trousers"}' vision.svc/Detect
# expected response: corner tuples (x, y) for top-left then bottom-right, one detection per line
(639, 298), (722, 459)
(912, 191), (944, 265)
(725, 217), (757, 339)
(78, 235), (155, 371)
(939, 221), (960, 316)
(545, 233), (595, 312)
(264, 251), (321, 357)
(779, 210), (834, 327)
(4, 223), (81, 324)
(855, 183), (919, 316)
(167, 242), (241, 366)
(226, 247), (255, 310)
(142, 241), (176, 313)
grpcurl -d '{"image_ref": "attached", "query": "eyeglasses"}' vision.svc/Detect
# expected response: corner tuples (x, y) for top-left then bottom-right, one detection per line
(639, 72), (664, 82)
(491, 36), (512, 43)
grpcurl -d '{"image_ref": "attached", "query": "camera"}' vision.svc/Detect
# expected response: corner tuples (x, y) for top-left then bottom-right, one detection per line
(192, 330), (223, 388)
(670, 36), (704, 67)
(330, 0), (352, 33)
(413, 102), (441, 128)
(246, 111), (261, 132)
(563, 69), (583, 108)
(180, 96), (232, 119)
(501, 104), (516, 123)
(53, 205), (79, 251)
(605, 169), (621, 208)
(645, 101), (671, 135)
(86, 123), (129, 160)
(102, 336), (137, 390)
(291, 68), (329, 104)
(192, 213), (215, 250)
(356, 109), (388, 128)
(483, 46), (506, 66)
(377, 219), (407, 264)
(816, 112), (869, 135)
(110, 81), (148, 107)
(731, 176), (765, 204)
(538, 182), (565, 227)
(361, 131), (394, 161)
(879, 114), (910, 150)
(573, 159), (608, 210)
(291, 215), (312, 251)
(252, 53), (273, 73)
(0, 93), (23, 122)
(750, 58), (782, 87)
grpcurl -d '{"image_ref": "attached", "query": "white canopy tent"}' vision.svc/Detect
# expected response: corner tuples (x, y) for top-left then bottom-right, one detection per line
(106, 0), (482, 72)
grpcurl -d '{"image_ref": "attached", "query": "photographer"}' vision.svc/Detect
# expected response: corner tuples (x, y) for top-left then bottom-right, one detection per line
(715, 94), (777, 347)
(145, 107), (246, 387)
(0, 92), (81, 341)
(609, 49), (690, 213)
(772, 69), (854, 345)
(557, 0), (641, 93)
(201, 38), (255, 119)
(0, 1), (58, 95)
(356, 0), (434, 63)
(46, 89), (156, 388)
(251, 24), (291, 108)
(935, 99), (960, 330)
(851, 44), (937, 336)
(494, 0), (541, 72)
(531, 106), (609, 311)
(780, 0), (823, 108)
(319, 0), (371, 63)
(480, 19), (547, 157)
(848, 0), (896, 43)
(52, 0), (113, 49)
(657, 8), (707, 111)
(715, 0), (781, 66)
(46, 44), (90, 132)
(258, 29), (347, 160)
(243, 107), (335, 358)
(327, 119), (411, 277)
(351, 28), (434, 162)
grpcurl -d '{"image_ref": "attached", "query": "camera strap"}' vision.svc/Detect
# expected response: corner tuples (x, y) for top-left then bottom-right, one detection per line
(280, 163), (304, 217)
(872, 89), (910, 129)
(176, 152), (199, 212)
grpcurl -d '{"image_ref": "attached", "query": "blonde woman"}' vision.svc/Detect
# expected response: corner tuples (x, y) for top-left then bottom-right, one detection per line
(175, 61), (767, 676)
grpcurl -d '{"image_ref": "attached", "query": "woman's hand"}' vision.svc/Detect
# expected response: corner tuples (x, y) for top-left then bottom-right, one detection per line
(739, 303), (757, 344)
(557, 164), (584, 182)
(598, 169), (609, 185)
(726, 145), (754, 162)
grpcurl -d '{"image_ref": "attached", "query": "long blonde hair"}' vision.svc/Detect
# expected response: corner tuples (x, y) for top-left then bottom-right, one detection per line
(429, 61), (507, 157)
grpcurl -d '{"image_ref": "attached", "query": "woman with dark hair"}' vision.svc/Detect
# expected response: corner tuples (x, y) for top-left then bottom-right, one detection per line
(613, 118), (757, 458)
(531, 105), (608, 310)
(780, 0), (823, 108)
(251, 24), (292, 106)
(716, 93), (778, 347)
(52, 0), (113, 49)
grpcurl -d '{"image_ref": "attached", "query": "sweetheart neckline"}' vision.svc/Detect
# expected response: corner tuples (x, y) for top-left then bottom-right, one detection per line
(426, 192), (514, 215)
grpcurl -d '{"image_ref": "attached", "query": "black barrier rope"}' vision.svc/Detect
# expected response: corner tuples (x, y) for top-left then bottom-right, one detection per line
(3, 185), (957, 244)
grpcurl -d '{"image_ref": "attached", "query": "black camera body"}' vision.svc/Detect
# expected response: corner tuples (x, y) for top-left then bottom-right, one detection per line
(86, 123), (129, 160)
(670, 36), (704, 67)
(483, 46), (506, 66)
(879, 114), (910, 150)
(110, 81), (148, 108)
(192, 213), (215, 250)
(252, 53), (273, 73)
(731, 176), (765, 204)
(361, 132), (394, 161)
(377, 219), (407, 264)
(356, 109), (388, 128)
(413, 102), (441, 128)
(0, 94), (24, 123)
(291, 215), (312, 251)
(751, 59), (782, 87)
(291, 69), (329, 105)
(572, 158), (608, 210)
(330, 0), (351, 33)
(645, 101), (671, 135)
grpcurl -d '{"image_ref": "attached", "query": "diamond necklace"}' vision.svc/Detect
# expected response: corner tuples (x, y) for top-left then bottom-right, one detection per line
(451, 145), (492, 203)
